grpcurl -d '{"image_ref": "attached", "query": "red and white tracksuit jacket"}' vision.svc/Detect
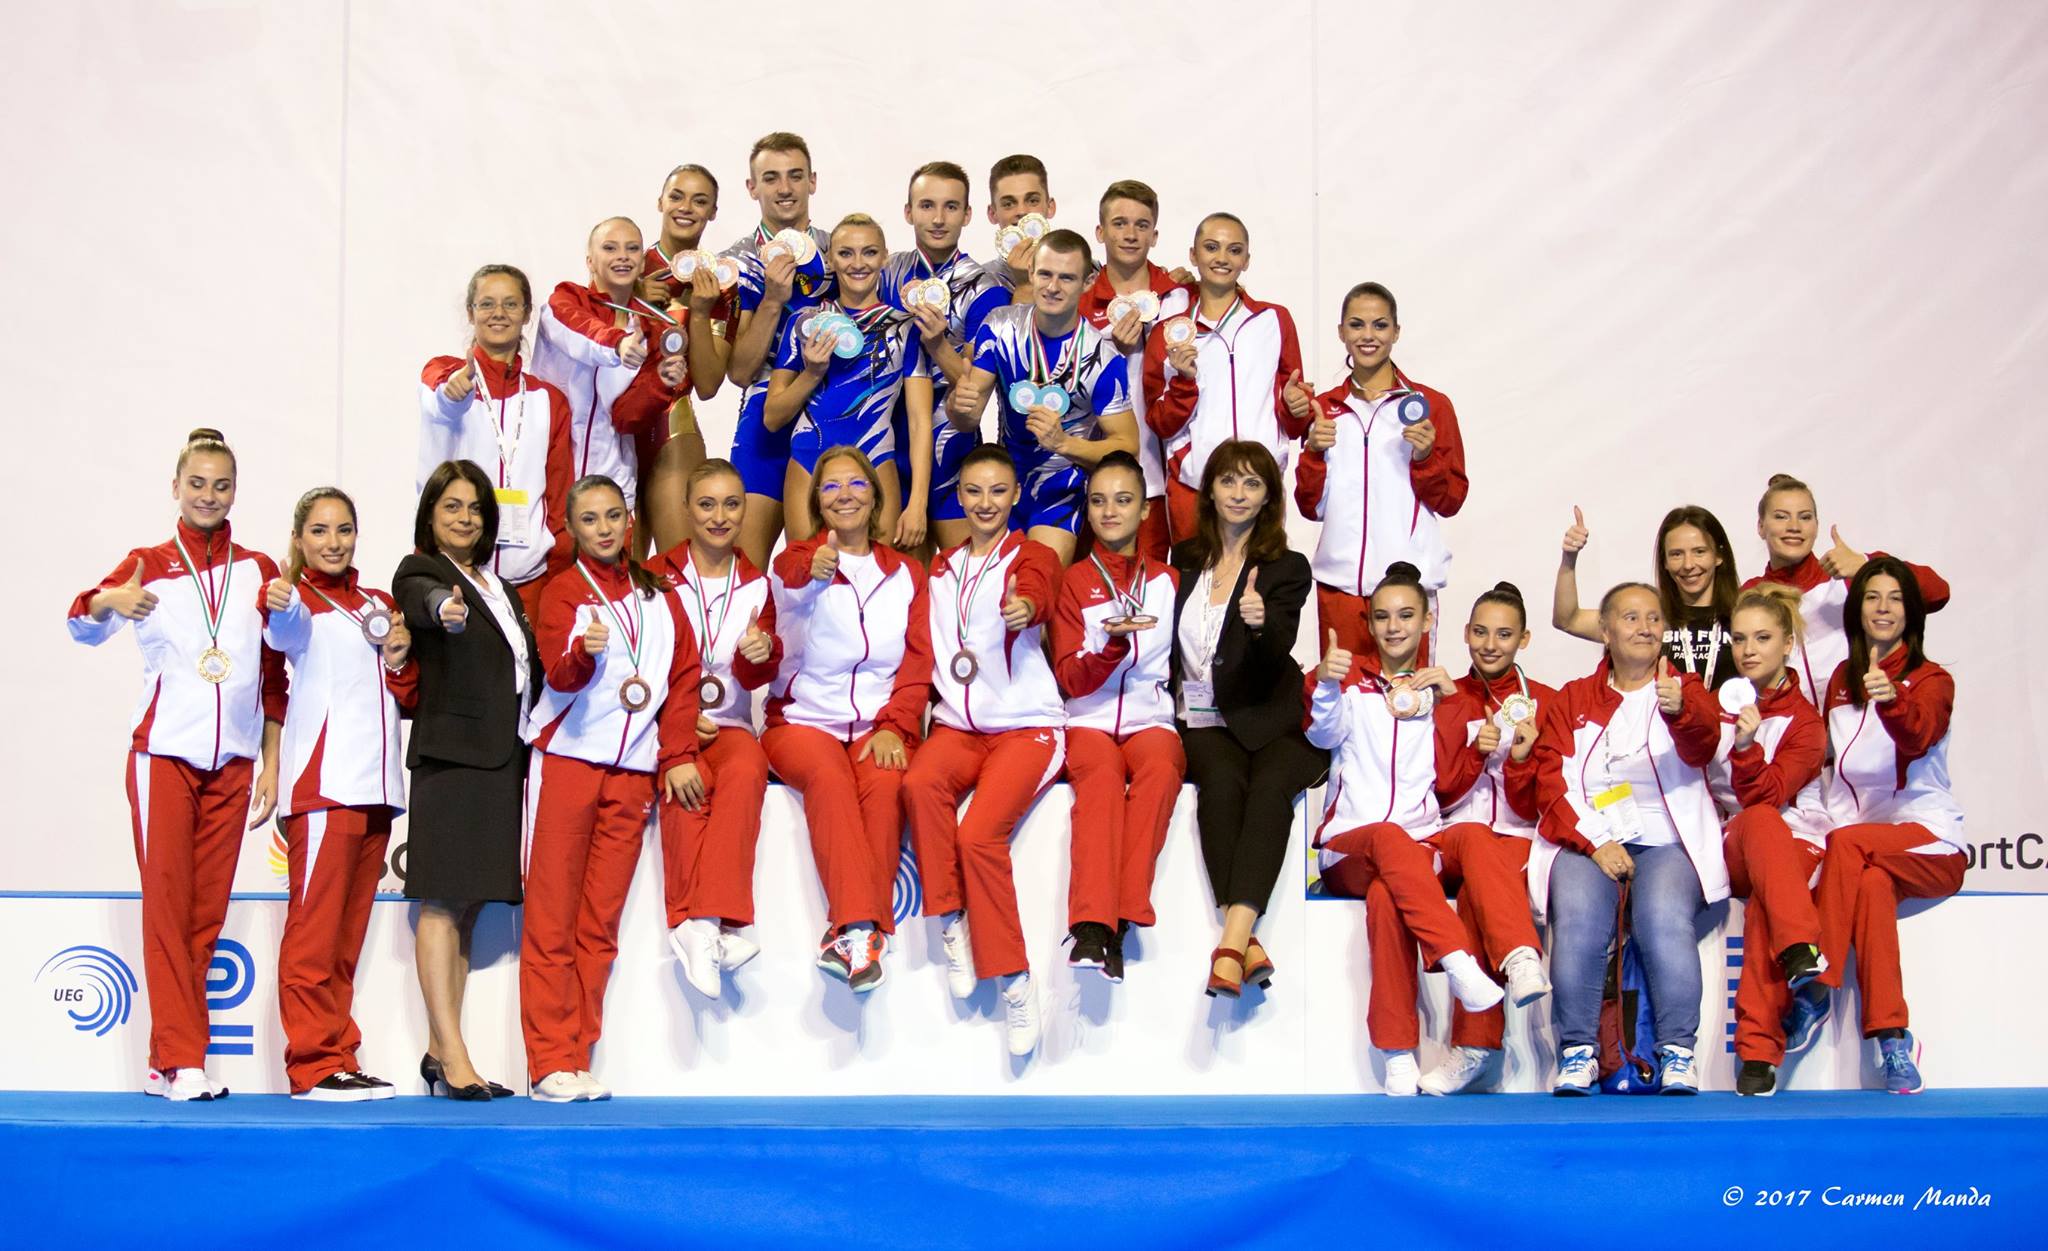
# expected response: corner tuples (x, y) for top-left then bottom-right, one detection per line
(1053, 550), (1185, 930)
(1142, 285), (1308, 490)
(767, 538), (933, 743)
(643, 543), (780, 928)
(1527, 660), (1727, 923)
(1294, 371), (1467, 598)
(417, 352), (575, 587)
(1797, 651), (1966, 1034)
(535, 281), (680, 500)
(908, 534), (1066, 979)
(1305, 665), (1543, 1051)
(764, 538), (933, 934)
(1705, 673), (1829, 1062)
(1742, 552), (1950, 712)
(260, 566), (417, 1092)
(1436, 669), (1555, 838)
(1079, 264), (1187, 504)
(520, 558), (702, 1081)
(261, 568), (415, 816)
(67, 518), (289, 1074)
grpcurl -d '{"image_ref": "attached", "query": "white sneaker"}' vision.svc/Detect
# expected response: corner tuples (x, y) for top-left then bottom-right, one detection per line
(1001, 974), (1040, 1056)
(575, 1069), (613, 1101)
(670, 917), (723, 999)
(1419, 1045), (1499, 1096)
(940, 914), (977, 1000)
(165, 1068), (219, 1102)
(1553, 1044), (1599, 1096)
(1657, 1046), (1698, 1095)
(718, 929), (760, 972)
(1440, 950), (1506, 1012)
(143, 1067), (168, 1097)
(1381, 1049), (1420, 1096)
(1501, 946), (1551, 1007)
(532, 1070), (590, 1103)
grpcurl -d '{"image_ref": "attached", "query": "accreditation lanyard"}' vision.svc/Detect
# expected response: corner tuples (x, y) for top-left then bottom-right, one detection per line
(574, 560), (643, 676)
(953, 541), (1007, 653)
(171, 530), (232, 650)
(471, 351), (527, 487)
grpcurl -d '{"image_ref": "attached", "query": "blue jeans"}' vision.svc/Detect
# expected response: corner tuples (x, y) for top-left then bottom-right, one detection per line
(1548, 842), (1706, 1052)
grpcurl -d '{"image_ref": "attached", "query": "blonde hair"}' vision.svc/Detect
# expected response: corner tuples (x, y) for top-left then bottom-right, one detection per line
(283, 487), (357, 584)
(830, 213), (886, 249)
(176, 427), (235, 476)
(686, 456), (744, 495)
(1758, 472), (1814, 519)
(1733, 582), (1806, 644)
(808, 446), (888, 544)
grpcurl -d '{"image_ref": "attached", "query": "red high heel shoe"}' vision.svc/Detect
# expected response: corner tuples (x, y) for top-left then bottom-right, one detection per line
(1243, 937), (1275, 988)
(1206, 947), (1245, 998)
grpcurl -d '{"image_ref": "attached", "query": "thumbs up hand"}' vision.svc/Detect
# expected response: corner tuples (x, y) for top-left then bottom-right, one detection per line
(1562, 505), (1590, 557)
(1282, 368), (1315, 421)
(1820, 524), (1867, 579)
(1001, 573), (1035, 631)
(1237, 566), (1266, 630)
(1475, 719), (1503, 755)
(810, 537), (840, 583)
(737, 607), (774, 663)
(264, 577), (293, 612)
(442, 348), (477, 402)
(1317, 628), (1353, 683)
(95, 562), (160, 621)
(618, 321), (649, 370)
(1655, 655), (1684, 715)
(1864, 655), (1897, 704)
(439, 582), (469, 633)
(1306, 400), (1338, 452)
(581, 615), (610, 656)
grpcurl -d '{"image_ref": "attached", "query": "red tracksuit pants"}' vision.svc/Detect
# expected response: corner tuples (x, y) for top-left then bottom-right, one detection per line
(905, 726), (1065, 980)
(659, 728), (770, 927)
(1321, 821), (1538, 1050)
(126, 751), (251, 1074)
(1722, 805), (1824, 1063)
(762, 724), (905, 934)
(278, 805), (390, 1092)
(1814, 821), (1966, 1037)
(520, 754), (654, 1082)
(1065, 726), (1185, 930)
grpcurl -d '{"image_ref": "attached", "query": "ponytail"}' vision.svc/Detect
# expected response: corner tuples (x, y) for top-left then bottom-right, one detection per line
(566, 475), (661, 598)
(283, 487), (358, 584)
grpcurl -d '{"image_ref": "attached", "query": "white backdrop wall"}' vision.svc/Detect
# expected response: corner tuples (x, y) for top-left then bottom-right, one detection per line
(8, 1), (2047, 895)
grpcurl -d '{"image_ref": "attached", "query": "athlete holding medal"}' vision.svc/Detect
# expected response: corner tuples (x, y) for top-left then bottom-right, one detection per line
(952, 229), (1139, 564)
(259, 488), (416, 1101)
(68, 429), (287, 1103)
(646, 460), (781, 1000)
(1052, 452), (1184, 981)
(521, 475), (705, 1102)
(1308, 563), (1532, 1096)
(418, 264), (575, 619)
(1295, 282), (1468, 661)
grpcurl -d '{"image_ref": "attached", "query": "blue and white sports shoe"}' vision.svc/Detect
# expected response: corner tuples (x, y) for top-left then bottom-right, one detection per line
(1781, 984), (1831, 1055)
(1656, 1045), (1698, 1095)
(1553, 1044), (1599, 1096)
(1879, 1032), (1924, 1094)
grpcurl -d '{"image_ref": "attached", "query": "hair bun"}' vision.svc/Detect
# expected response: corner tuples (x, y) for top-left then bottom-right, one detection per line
(1491, 580), (1524, 601)
(1766, 472), (1802, 490)
(1384, 560), (1421, 581)
(186, 427), (227, 445)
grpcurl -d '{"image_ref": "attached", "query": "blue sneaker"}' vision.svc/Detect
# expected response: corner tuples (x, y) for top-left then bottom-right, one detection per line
(1657, 1045), (1698, 1095)
(1552, 1044), (1599, 1096)
(1879, 1032), (1924, 1094)
(1781, 984), (1831, 1055)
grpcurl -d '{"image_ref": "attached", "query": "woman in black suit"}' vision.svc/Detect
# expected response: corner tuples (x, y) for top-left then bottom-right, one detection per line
(1171, 439), (1325, 998)
(394, 459), (542, 1099)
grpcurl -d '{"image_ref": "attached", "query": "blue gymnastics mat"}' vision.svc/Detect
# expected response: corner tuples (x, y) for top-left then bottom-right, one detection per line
(3, 1090), (2036, 1248)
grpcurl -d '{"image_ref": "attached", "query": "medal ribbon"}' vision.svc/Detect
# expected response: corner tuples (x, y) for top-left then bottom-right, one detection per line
(1089, 553), (1146, 617)
(599, 294), (679, 327)
(953, 541), (1007, 652)
(1027, 318), (1083, 388)
(302, 580), (370, 631)
(574, 560), (644, 675)
(1482, 663), (1532, 716)
(1198, 293), (1244, 339)
(171, 530), (233, 648)
(685, 556), (738, 661)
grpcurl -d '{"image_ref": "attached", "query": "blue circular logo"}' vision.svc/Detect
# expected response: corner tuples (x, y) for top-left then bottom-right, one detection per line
(891, 844), (921, 927)
(36, 945), (137, 1037)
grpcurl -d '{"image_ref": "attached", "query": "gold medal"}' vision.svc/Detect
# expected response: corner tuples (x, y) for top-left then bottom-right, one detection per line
(1499, 693), (1538, 726)
(197, 647), (232, 685)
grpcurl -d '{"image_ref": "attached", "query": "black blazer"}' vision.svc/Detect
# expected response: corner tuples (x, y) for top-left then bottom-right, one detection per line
(1170, 541), (1311, 752)
(393, 552), (542, 770)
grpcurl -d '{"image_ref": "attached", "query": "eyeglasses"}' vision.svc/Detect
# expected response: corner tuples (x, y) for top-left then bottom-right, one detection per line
(819, 479), (874, 497)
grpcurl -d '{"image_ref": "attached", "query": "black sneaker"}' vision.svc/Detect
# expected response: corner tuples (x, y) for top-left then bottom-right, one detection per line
(1103, 926), (1127, 984)
(293, 1072), (381, 1103)
(1777, 943), (1825, 990)
(1067, 922), (1112, 973)
(340, 1071), (397, 1101)
(1735, 1059), (1777, 1097)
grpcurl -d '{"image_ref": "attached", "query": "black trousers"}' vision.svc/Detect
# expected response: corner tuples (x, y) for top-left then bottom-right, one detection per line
(1182, 726), (1327, 915)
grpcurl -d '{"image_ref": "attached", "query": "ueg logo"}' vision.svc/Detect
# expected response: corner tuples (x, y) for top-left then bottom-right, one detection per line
(35, 945), (138, 1037)
(891, 844), (920, 928)
(206, 938), (258, 1057)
